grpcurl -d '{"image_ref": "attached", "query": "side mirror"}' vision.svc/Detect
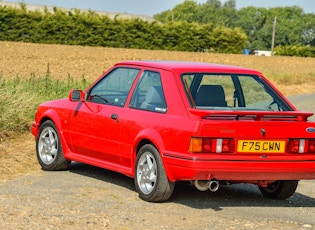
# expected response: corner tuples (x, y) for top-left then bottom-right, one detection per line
(69, 90), (85, 102)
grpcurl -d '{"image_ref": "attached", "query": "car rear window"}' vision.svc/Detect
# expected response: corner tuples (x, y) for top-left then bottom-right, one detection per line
(182, 74), (292, 111)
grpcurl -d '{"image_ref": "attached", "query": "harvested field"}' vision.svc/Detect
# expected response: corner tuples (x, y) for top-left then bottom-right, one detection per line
(1, 41), (315, 95)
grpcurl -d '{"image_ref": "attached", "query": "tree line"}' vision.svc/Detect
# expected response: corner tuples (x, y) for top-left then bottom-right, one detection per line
(0, 1), (315, 57)
(155, 0), (315, 57)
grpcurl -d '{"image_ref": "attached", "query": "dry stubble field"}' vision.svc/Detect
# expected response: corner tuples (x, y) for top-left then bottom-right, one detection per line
(1, 41), (315, 182)
(2, 41), (315, 94)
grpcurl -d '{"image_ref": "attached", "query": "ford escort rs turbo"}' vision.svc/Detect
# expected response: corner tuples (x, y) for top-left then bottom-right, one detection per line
(32, 61), (315, 202)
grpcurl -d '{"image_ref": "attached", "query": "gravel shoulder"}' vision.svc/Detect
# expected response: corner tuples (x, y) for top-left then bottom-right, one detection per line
(0, 93), (315, 230)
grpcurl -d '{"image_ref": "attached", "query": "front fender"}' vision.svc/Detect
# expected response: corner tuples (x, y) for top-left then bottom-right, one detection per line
(35, 108), (72, 159)
(39, 109), (63, 132)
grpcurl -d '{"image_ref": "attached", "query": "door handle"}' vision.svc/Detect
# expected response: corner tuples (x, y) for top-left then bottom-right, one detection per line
(110, 114), (118, 121)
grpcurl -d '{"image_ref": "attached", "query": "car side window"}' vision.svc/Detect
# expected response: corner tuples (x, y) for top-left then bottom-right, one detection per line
(129, 71), (167, 113)
(87, 67), (139, 106)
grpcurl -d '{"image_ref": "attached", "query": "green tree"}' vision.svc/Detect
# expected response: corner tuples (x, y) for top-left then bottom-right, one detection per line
(171, 0), (199, 23)
(209, 26), (248, 53)
(301, 13), (315, 46)
(270, 7), (304, 47)
(233, 7), (268, 50)
(155, 0), (236, 26)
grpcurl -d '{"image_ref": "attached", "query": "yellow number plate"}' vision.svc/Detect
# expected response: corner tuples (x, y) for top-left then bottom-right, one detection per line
(237, 140), (285, 153)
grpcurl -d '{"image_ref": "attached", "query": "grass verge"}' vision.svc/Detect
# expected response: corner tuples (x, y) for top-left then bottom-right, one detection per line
(0, 73), (90, 140)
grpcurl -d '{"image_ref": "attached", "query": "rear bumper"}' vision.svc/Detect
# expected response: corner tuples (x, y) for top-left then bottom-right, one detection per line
(163, 153), (315, 182)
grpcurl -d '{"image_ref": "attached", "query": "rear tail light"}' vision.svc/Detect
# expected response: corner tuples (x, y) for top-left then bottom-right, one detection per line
(189, 137), (234, 153)
(287, 139), (315, 153)
(308, 139), (315, 152)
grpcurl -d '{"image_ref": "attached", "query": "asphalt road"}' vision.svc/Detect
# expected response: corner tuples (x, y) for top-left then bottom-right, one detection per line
(0, 93), (315, 230)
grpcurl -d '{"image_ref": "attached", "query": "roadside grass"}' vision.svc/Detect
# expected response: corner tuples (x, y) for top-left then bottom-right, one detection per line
(0, 73), (90, 140)
(268, 72), (315, 95)
(0, 72), (90, 181)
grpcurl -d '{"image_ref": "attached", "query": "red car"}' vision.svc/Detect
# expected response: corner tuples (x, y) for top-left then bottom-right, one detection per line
(32, 61), (315, 202)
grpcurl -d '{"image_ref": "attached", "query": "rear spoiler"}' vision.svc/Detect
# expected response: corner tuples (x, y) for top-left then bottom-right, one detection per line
(187, 108), (314, 122)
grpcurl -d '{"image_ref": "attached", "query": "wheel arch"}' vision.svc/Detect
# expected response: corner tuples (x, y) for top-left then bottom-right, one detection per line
(132, 128), (170, 178)
(133, 128), (165, 155)
(136, 139), (157, 154)
(38, 109), (62, 131)
(37, 109), (71, 158)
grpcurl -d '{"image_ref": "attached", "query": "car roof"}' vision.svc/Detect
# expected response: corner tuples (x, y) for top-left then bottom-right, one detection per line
(115, 60), (261, 75)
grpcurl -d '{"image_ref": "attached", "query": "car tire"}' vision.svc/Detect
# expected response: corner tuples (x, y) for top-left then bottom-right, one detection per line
(259, 180), (298, 199)
(36, 120), (71, 171)
(134, 144), (175, 202)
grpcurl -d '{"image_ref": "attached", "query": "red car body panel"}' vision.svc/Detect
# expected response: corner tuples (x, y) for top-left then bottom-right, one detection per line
(32, 61), (315, 184)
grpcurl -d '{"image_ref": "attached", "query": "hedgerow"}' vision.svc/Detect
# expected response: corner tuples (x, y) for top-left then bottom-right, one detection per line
(0, 4), (247, 53)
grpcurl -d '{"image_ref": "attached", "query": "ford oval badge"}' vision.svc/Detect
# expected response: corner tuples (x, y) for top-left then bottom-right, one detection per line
(306, 127), (315, 133)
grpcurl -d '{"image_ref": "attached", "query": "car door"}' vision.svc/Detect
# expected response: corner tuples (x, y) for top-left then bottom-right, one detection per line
(68, 67), (140, 166)
(120, 70), (168, 168)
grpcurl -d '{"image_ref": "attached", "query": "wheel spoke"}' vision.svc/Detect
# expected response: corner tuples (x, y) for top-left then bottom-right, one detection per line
(50, 148), (58, 156)
(144, 182), (153, 192)
(44, 154), (52, 162)
(148, 173), (157, 182)
(146, 155), (153, 169)
(48, 129), (55, 143)
(38, 142), (44, 154)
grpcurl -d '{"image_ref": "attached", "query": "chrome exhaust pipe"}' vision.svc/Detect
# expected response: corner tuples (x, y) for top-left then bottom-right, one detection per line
(193, 180), (209, 191)
(208, 180), (220, 192)
(193, 180), (220, 192)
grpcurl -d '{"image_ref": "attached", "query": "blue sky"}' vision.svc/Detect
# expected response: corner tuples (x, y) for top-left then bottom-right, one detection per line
(3, 0), (315, 16)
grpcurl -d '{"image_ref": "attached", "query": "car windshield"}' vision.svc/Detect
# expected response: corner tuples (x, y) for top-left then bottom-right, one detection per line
(182, 73), (292, 111)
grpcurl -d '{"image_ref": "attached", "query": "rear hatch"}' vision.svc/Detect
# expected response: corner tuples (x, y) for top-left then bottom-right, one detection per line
(188, 109), (315, 160)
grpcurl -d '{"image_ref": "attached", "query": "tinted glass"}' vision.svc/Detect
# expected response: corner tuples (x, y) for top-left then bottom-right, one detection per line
(88, 67), (139, 106)
(130, 71), (167, 113)
(182, 74), (291, 111)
